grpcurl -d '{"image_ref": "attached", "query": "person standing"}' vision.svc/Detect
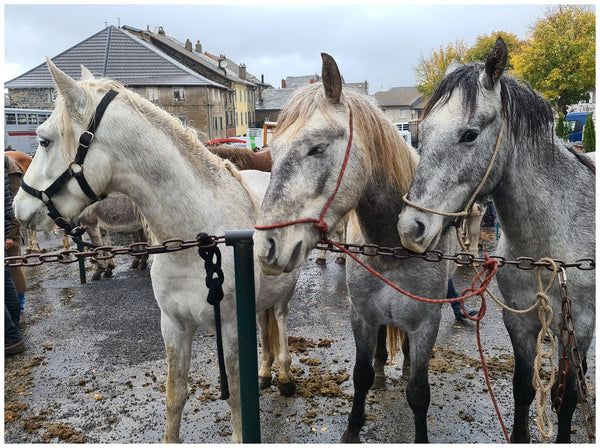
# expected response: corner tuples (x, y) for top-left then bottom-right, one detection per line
(5, 155), (24, 355)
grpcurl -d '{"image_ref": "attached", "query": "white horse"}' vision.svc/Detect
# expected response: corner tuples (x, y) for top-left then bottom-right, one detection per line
(14, 60), (302, 443)
(398, 38), (595, 442)
(254, 53), (456, 443)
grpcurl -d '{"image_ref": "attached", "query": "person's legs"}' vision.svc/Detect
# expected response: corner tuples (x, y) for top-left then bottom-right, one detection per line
(447, 279), (478, 319)
(5, 266), (23, 354)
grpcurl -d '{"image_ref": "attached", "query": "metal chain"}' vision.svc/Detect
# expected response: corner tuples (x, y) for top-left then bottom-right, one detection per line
(4, 238), (594, 271)
(4, 236), (226, 267)
(315, 241), (595, 271)
(552, 269), (595, 443)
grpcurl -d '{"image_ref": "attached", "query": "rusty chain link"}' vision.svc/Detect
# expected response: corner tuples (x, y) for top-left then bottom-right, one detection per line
(316, 241), (594, 271)
(552, 269), (595, 443)
(4, 238), (595, 271)
(4, 236), (226, 267)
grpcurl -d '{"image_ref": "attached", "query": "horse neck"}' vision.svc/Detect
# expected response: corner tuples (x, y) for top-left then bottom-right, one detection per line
(491, 139), (594, 257)
(354, 176), (406, 247)
(107, 129), (256, 242)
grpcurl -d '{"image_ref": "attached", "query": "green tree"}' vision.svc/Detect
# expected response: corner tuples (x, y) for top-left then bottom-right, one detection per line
(465, 31), (524, 70)
(555, 114), (570, 140)
(415, 39), (470, 98)
(512, 5), (595, 115)
(582, 113), (595, 153)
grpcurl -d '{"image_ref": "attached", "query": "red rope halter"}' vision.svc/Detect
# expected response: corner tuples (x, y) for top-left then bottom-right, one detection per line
(254, 108), (354, 241)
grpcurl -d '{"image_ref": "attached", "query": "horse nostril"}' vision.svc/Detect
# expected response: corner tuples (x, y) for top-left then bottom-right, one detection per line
(267, 237), (277, 262)
(415, 220), (426, 241)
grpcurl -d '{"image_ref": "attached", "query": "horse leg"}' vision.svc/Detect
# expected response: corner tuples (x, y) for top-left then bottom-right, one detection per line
(316, 249), (327, 265)
(273, 301), (295, 396)
(130, 229), (148, 270)
(406, 323), (439, 443)
(161, 315), (196, 443)
(101, 230), (115, 278)
(257, 308), (277, 390)
(504, 314), (537, 443)
(26, 229), (40, 253)
(371, 325), (388, 389)
(86, 224), (105, 281)
(341, 312), (377, 443)
(335, 219), (347, 264)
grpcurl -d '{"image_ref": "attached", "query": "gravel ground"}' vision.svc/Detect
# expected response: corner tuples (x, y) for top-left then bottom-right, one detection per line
(4, 229), (595, 443)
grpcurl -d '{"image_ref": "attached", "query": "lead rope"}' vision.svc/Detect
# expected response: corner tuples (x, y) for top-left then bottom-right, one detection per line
(197, 232), (229, 400)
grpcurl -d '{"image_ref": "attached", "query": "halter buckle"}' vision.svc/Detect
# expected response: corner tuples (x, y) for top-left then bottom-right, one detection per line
(69, 161), (83, 175)
(79, 131), (95, 148)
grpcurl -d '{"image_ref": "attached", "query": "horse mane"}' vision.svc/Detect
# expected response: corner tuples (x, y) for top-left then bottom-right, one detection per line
(275, 83), (418, 195)
(423, 63), (554, 148)
(56, 78), (259, 212)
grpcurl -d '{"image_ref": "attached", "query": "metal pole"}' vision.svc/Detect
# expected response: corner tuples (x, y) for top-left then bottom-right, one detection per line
(225, 229), (260, 443)
(75, 220), (86, 284)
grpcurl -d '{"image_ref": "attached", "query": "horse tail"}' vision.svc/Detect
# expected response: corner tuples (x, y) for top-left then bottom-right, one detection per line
(263, 307), (281, 356)
(386, 326), (407, 362)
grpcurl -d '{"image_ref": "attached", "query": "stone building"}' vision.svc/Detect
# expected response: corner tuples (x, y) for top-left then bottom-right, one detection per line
(5, 25), (230, 141)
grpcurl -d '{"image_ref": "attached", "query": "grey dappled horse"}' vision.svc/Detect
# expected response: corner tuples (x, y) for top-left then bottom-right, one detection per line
(254, 53), (456, 443)
(398, 37), (595, 442)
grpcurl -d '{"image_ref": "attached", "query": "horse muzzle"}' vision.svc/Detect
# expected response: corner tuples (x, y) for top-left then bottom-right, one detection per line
(397, 208), (444, 254)
(254, 229), (305, 276)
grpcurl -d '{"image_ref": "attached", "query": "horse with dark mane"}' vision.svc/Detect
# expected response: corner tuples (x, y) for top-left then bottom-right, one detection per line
(398, 37), (595, 443)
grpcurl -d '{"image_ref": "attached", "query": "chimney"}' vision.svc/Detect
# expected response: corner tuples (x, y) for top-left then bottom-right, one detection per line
(158, 26), (165, 35)
(239, 64), (247, 80)
(185, 39), (192, 51)
(281, 79), (286, 88)
(195, 40), (202, 53)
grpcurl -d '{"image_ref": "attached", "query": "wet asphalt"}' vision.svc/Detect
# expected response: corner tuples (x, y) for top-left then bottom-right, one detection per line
(3, 229), (595, 444)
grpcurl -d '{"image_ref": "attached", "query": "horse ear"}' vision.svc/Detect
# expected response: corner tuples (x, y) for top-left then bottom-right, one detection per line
(445, 59), (462, 76)
(321, 53), (342, 104)
(46, 57), (87, 111)
(480, 37), (508, 90)
(80, 65), (95, 81)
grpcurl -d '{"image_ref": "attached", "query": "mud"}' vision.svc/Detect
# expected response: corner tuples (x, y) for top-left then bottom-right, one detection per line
(4, 229), (595, 443)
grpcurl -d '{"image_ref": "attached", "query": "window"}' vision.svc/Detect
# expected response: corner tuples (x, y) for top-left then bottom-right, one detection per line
(219, 117), (223, 130)
(401, 109), (406, 119)
(173, 88), (185, 102)
(28, 114), (38, 125)
(148, 88), (159, 103)
(17, 114), (27, 125)
(178, 116), (187, 127)
(5, 113), (16, 125)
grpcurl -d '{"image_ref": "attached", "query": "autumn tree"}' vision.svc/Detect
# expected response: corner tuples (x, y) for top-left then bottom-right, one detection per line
(465, 31), (524, 70)
(511, 5), (595, 115)
(415, 39), (470, 98)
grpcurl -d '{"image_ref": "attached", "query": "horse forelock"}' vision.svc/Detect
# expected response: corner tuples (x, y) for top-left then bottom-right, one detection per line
(423, 63), (554, 150)
(276, 83), (417, 196)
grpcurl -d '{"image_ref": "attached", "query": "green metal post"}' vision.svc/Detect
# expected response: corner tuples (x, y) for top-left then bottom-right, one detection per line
(225, 229), (260, 443)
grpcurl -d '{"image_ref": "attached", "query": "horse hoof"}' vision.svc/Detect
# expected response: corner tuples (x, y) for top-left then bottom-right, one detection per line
(315, 258), (326, 265)
(371, 374), (386, 390)
(335, 257), (346, 264)
(278, 380), (296, 397)
(259, 376), (272, 390)
(130, 259), (139, 269)
(138, 259), (148, 270)
(340, 429), (360, 443)
(103, 268), (114, 278)
(91, 271), (102, 281)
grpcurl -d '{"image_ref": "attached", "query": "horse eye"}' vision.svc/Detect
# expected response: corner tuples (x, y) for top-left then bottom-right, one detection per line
(460, 131), (479, 143)
(38, 137), (51, 148)
(308, 143), (328, 156)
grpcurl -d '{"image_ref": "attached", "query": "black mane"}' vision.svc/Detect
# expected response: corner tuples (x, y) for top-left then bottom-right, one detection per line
(423, 63), (554, 147)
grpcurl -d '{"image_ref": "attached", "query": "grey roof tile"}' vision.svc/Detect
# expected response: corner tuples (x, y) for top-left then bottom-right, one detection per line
(5, 26), (225, 89)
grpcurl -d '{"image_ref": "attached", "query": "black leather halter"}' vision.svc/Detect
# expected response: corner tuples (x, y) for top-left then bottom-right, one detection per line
(20, 89), (119, 237)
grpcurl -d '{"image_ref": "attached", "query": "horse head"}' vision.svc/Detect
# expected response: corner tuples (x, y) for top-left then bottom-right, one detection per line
(398, 37), (511, 253)
(254, 53), (367, 275)
(15, 59), (120, 233)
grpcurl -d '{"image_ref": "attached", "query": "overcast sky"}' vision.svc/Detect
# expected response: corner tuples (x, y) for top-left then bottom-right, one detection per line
(4, 2), (557, 94)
